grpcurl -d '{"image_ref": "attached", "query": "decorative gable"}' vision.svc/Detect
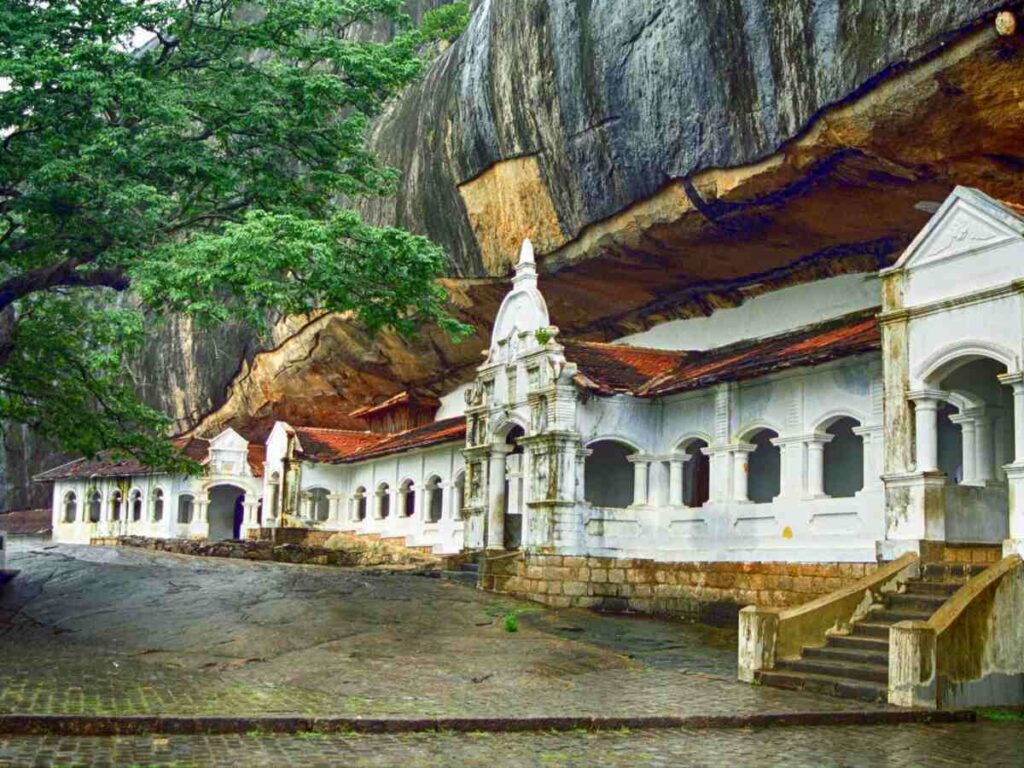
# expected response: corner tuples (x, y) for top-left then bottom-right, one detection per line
(887, 186), (1024, 308)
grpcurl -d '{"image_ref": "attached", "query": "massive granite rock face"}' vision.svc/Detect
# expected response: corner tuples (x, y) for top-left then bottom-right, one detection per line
(10, 0), (1024, 506)
(188, 0), (1023, 438)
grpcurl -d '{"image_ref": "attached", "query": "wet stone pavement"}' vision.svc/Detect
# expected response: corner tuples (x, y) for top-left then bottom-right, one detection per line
(0, 541), (865, 719)
(1, 723), (1023, 767)
(0, 540), (1020, 766)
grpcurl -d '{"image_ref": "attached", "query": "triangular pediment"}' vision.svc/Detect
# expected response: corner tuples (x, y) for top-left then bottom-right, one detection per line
(894, 186), (1024, 272)
(209, 427), (248, 451)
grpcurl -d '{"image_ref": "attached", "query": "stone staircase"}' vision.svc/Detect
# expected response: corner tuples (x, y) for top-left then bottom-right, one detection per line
(441, 556), (480, 586)
(756, 560), (991, 702)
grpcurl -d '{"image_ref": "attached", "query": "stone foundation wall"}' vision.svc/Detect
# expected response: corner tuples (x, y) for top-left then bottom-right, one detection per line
(481, 553), (881, 619)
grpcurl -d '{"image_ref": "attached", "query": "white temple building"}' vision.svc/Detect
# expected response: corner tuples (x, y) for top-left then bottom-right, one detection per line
(39, 187), (1024, 562)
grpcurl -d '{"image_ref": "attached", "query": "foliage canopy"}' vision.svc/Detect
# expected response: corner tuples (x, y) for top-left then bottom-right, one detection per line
(0, 0), (470, 472)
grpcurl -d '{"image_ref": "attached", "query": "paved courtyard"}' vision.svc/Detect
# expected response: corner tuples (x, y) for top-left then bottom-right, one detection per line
(1, 723), (1023, 767)
(0, 539), (1020, 766)
(0, 539), (867, 719)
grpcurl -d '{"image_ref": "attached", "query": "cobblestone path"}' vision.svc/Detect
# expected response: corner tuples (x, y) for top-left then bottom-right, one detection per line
(0, 542), (875, 719)
(0, 722), (1021, 767)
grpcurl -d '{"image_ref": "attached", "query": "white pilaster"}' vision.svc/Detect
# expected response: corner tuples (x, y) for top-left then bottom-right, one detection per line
(909, 390), (945, 473)
(628, 455), (650, 506)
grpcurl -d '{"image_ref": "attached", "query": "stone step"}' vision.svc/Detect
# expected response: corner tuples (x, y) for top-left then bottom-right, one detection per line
(802, 645), (889, 667)
(902, 579), (960, 597)
(922, 562), (988, 581)
(867, 607), (934, 624)
(885, 591), (947, 612)
(826, 634), (890, 653)
(755, 669), (888, 703)
(441, 570), (479, 586)
(776, 657), (888, 684)
(851, 621), (893, 639)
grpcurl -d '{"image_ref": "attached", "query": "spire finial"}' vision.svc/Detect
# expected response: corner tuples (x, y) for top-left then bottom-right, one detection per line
(518, 238), (535, 267)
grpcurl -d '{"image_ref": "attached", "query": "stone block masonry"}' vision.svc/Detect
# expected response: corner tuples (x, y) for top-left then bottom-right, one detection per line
(481, 553), (879, 620)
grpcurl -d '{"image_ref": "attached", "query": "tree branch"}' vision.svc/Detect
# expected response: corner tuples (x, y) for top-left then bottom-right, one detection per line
(0, 260), (131, 314)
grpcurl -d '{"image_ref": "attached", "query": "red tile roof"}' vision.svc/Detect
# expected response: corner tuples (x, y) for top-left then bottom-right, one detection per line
(349, 390), (441, 419)
(0, 509), (52, 535)
(32, 436), (268, 481)
(339, 417), (466, 463)
(561, 341), (687, 394)
(292, 427), (389, 462)
(638, 310), (881, 397)
(290, 418), (466, 464)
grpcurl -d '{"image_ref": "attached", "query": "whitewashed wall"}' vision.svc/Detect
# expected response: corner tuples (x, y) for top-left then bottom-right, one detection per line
(51, 473), (200, 544)
(575, 355), (887, 562)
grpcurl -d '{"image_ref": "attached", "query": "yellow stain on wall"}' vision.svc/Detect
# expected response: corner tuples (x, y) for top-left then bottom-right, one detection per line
(782, 526), (794, 539)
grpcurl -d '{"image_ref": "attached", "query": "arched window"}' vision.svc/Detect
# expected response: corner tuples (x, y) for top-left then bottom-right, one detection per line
(353, 487), (367, 521)
(453, 471), (465, 517)
(426, 476), (443, 523)
(377, 483), (390, 519)
(88, 490), (102, 523)
(110, 489), (123, 521)
(308, 488), (330, 522)
(584, 440), (636, 508)
(747, 429), (780, 504)
(178, 494), (194, 524)
(63, 491), (77, 523)
(823, 417), (864, 498)
(131, 490), (143, 522)
(400, 479), (416, 518)
(681, 439), (710, 508)
(152, 489), (165, 522)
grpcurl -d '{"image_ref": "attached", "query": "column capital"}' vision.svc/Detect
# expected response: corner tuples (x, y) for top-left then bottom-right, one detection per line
(947, 412), (978, 427)
(998, 371), (1024, 390)
(851, 423), (883, 437)
(627, 453), (654, 464)
(907, 388), (947, 405)
(489, 444), (515, 456)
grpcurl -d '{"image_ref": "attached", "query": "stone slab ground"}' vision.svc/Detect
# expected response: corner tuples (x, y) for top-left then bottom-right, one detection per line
(1, 723), (1023, 767)
(0, 540), (1018, 766)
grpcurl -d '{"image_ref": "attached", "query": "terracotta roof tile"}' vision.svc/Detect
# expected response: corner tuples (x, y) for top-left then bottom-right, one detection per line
(0, 509), (52, 535)
(292, 427), (388, 462)
(561, 341), (687, 394)
(337, 417), (466, 463)
(349, 391), (441, 419)
(638, 309), (881, 397)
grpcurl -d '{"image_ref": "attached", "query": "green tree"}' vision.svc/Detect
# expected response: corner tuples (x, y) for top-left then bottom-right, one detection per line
(0, 0), (470, 472)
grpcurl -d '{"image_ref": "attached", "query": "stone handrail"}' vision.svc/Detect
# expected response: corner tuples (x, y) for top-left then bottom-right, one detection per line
(889, 554), (1023, 708)
(738, 552), (918, 682)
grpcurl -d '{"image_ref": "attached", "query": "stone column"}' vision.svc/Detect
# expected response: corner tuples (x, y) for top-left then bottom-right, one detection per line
(243, 500), (259, 531)
(949, 413), (977, 484)
(190, 494), (210, 539)
(506, 453), (522, 519)
(970, 408), (995, 484)
(668, 457), (686, 506)
(909, 391), (944, 473)
(628, 455), (649, 506)
(998, 373), (1024, 556)
(328, 493), (343, 523)
(577, 448), (591, 503)
(733, 445), (756, 502)
(852, 425), (883, 491)
(1003, 376), (1024, 462)
(805, 434), (833, 499)
(486, 444), (513, 549)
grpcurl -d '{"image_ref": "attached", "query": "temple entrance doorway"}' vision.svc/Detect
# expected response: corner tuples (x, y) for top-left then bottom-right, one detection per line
(208, 484), (246, 541)
(503, 425), (526, 550)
